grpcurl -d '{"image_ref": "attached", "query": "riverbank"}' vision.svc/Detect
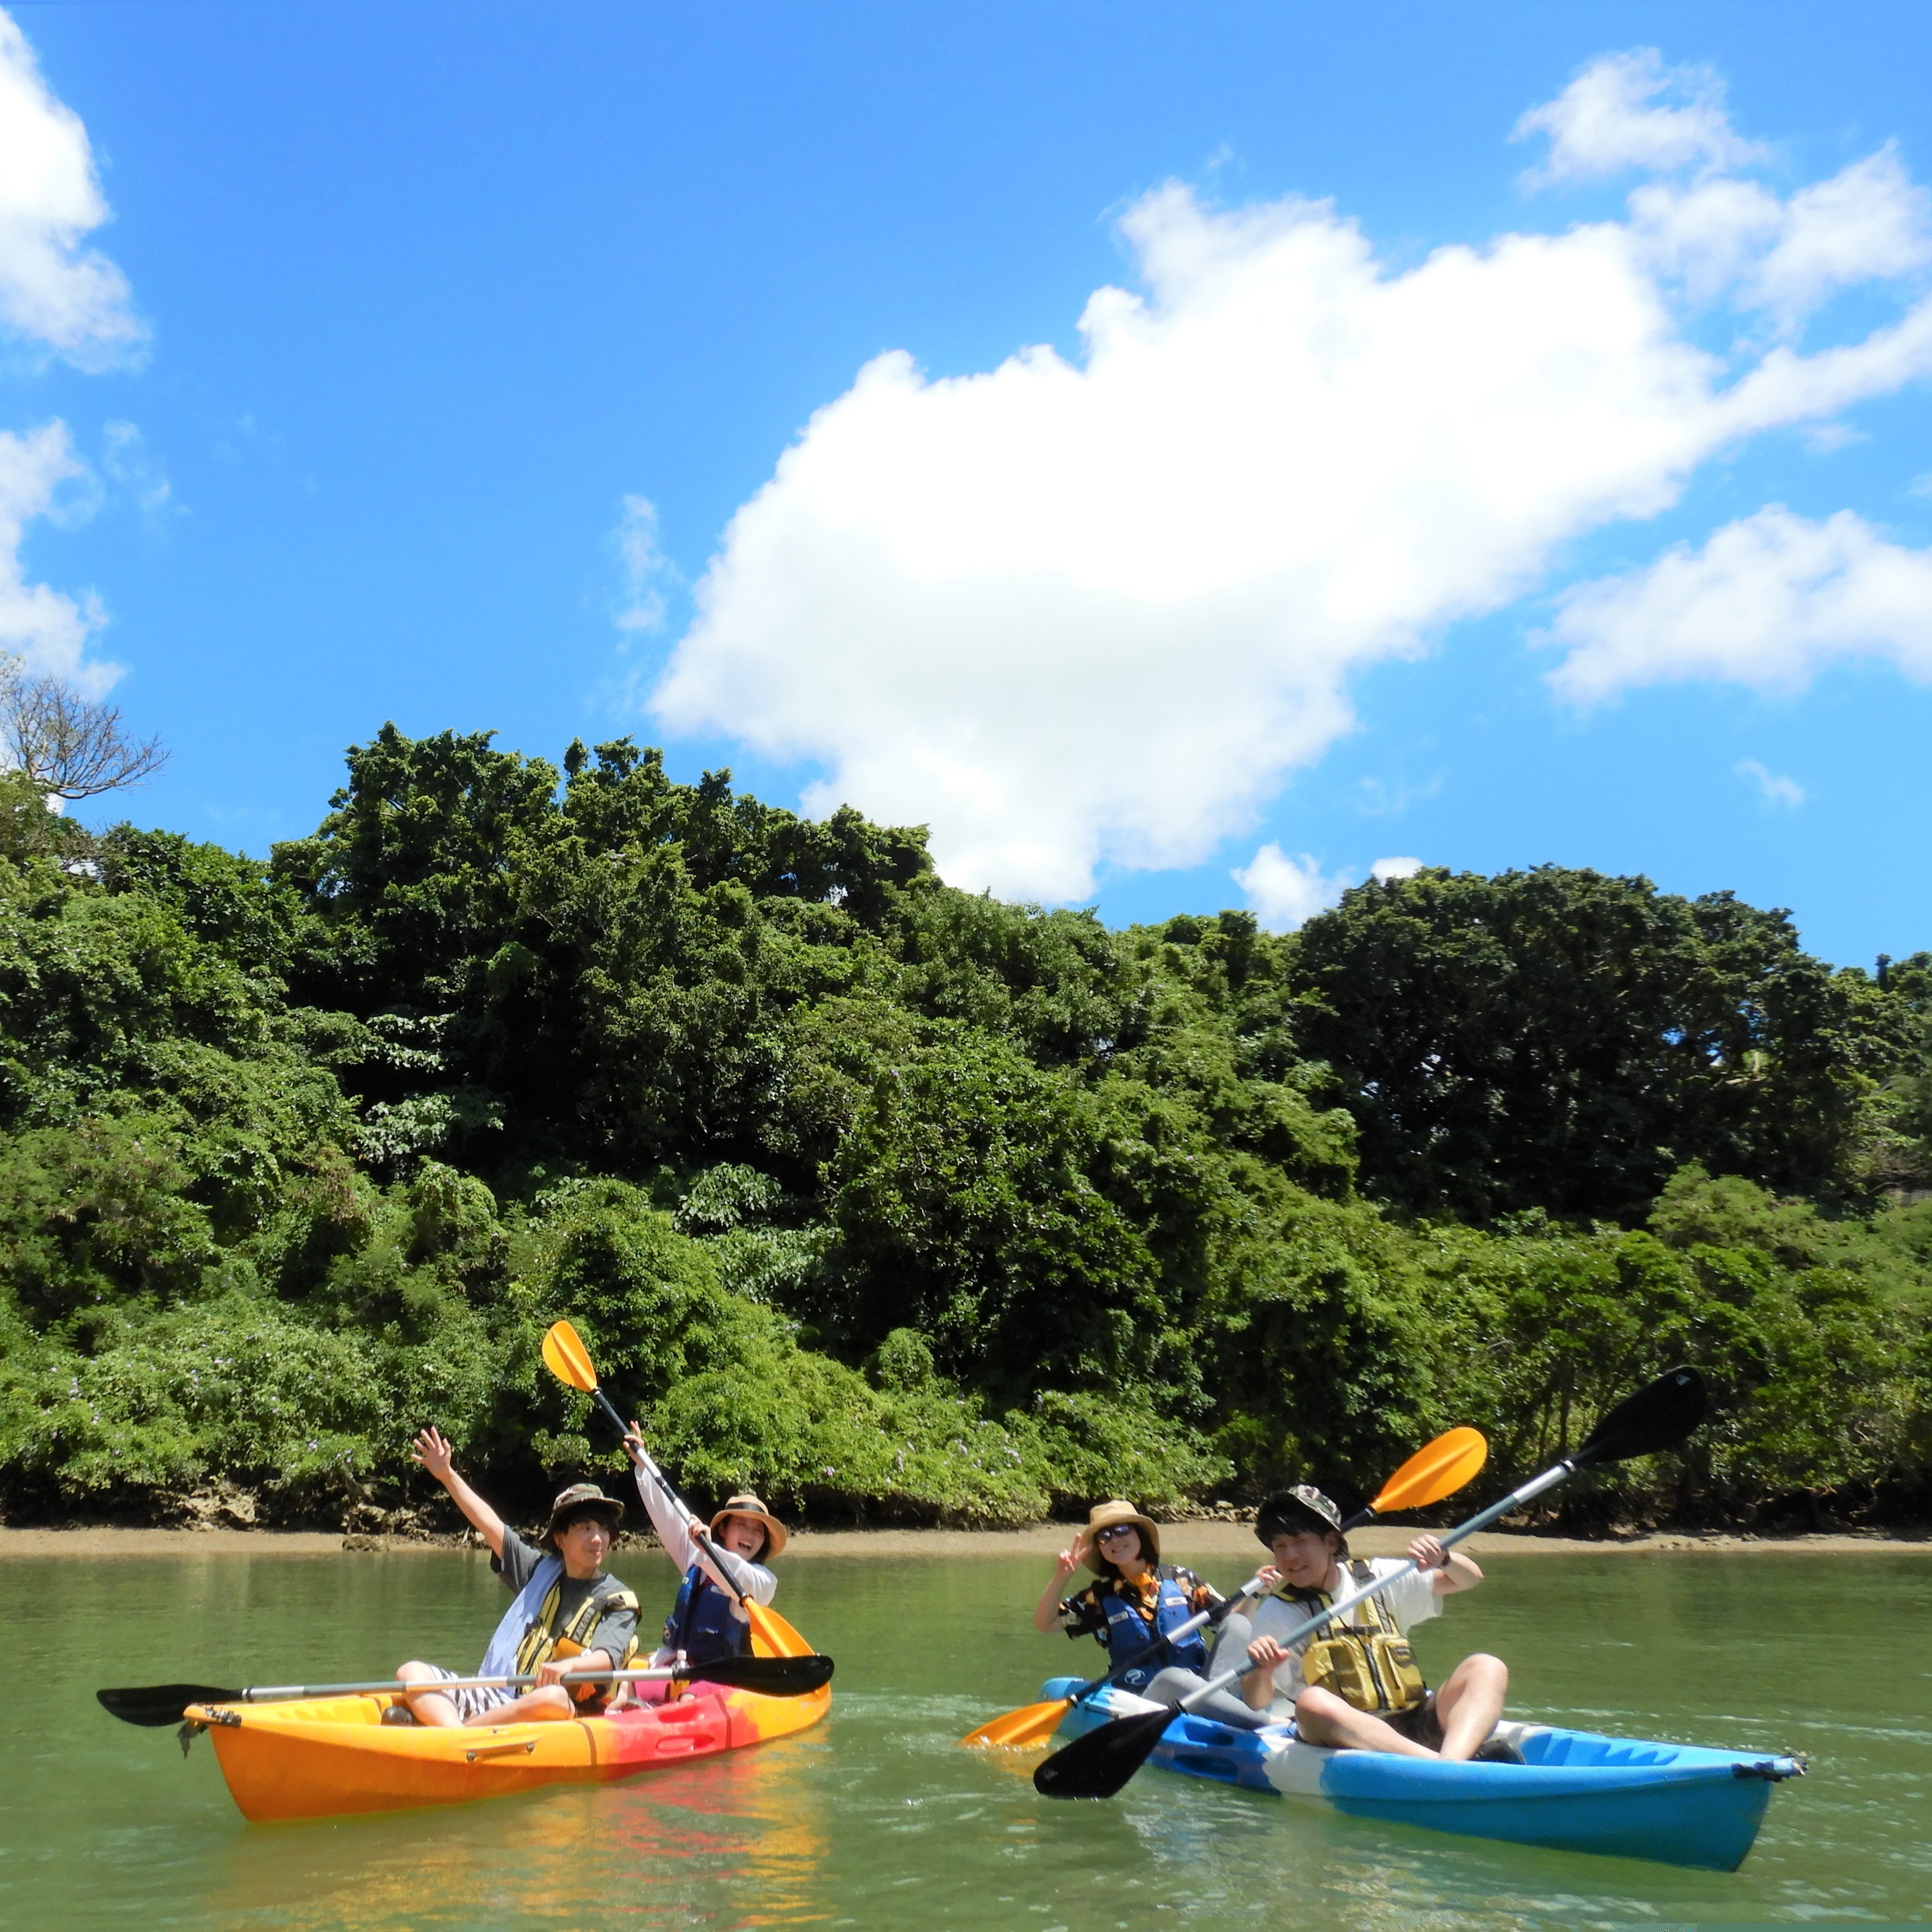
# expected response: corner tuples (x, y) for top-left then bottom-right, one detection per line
(2, 1522), (1926, 1558)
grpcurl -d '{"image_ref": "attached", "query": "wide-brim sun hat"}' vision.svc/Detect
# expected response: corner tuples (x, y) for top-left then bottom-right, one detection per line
(711, 1493), (788, 1560)
(1080, 1498), (1161, 1573)
(1255, 1484), (1346, 1546)
(542, 1481), (625, 1549)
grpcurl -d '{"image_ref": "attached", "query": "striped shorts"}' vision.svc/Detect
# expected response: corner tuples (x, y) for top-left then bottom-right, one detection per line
(410, 1664), (513, 1721)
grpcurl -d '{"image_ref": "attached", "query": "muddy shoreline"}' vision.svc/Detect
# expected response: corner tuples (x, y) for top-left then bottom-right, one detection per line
(2, 1522), (1926, 1559)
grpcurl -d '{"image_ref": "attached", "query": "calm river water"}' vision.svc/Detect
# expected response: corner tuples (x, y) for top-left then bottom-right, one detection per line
(3, 1544), (1928, 1929)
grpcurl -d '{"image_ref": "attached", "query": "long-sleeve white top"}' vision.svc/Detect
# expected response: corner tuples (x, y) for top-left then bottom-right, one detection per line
(631, 1451), (776, 1659)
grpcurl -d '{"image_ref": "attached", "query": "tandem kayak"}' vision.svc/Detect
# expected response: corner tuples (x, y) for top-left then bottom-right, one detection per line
(1041, 1678), (1804, 1871)
(187, 1612), (830, 1822)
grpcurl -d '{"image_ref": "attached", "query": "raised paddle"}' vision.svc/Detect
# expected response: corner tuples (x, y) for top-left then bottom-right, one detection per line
(961, 1425), (1489, 1750)
(98, 1652), (832, 1730)
(541, 1318), (795, 1656)
(1034, 1367), (1706, 1800)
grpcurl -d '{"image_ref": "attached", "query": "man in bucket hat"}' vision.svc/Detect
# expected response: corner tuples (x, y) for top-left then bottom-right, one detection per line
(620, 1422), (785, 1688)
(392, 1427), (641, 1727)
(1236, 1484), (1513, 1760)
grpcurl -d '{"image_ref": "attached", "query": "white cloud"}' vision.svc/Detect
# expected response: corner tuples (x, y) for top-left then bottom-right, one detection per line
(0, 420), (114, 693)
(1232, 845), (1348, 932)
(613, 494), (678, 635)
(1736, 760), (1804, 807)
(102, 419), (173, 534)
(1630, 145), (1932, 325)
(1370, 855), (1424, 881)
(1512, 49), (1763, 187)
(1544, 506), (1932, 702)
(653, 58), (1932, 902)
(0, 10), (142, 365)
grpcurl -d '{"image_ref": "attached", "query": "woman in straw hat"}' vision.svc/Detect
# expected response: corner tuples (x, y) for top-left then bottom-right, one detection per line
(1033, 1498), (1271, 1730)
(620, 1421), (787, 1693)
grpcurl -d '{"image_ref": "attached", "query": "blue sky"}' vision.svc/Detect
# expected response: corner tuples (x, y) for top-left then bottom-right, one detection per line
(7, 1), (1932, 967)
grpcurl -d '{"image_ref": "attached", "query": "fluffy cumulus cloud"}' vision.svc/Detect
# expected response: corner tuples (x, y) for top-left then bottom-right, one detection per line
(1546, 506), (1932, 702)
(0, 421), (111, 690)
(654, 51), (1932, 901)
(1231, 846), (1426, 931)
(0, 10), (143, 702)
(1232, 846), (1348, 932)
(0, 9), (143, 366)
(1512, 48), (1764, 186)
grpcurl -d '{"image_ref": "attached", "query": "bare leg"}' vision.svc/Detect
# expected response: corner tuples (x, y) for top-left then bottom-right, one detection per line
(462, 1686), (574, 1727)
(396, 1662), (464, 1728)
(1293, 1686), (1438, 1759)
(1432, 1653), (1508, 1761)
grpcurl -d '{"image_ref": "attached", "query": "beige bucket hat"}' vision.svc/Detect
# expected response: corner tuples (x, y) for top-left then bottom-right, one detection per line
(1079, 1498), (1161, 1573)
(710, 1492), (788, 1560)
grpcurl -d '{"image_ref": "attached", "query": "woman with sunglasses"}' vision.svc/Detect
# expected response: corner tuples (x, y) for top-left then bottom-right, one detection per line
(1033, 1498), (1271, 1730)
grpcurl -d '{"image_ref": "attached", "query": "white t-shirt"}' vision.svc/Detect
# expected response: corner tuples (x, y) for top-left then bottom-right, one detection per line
(1247, 1559), (1442, 1716)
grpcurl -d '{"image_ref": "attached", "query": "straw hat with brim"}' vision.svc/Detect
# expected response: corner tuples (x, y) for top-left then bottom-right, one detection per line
(711, 1493), (788, 1560)
(1255, 1485), (1346, 1547)
(542, 1483), (625, 1549)
(1079, 1498), (1161, 1573)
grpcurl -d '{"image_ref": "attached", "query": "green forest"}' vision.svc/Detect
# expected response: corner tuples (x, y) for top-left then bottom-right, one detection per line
(2, 727), (1930, 1533)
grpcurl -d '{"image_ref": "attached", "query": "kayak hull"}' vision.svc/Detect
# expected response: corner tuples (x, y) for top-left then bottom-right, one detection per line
(1041, 1678), (1802, 1872)
(192, 1614), (828, 1822)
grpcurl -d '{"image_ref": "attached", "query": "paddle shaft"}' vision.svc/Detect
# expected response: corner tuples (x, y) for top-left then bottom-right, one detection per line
(577, 1382), (757, 1616)
(199, 1664), (736, 1705)
(1170, 1459), (1576, 1718)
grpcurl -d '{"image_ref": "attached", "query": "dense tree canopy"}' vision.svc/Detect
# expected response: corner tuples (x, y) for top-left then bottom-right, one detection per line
(1, 724), (1928, 1532)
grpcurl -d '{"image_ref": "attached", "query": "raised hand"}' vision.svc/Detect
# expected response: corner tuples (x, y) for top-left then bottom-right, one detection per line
(1255, 1565), (1283, 1594)
(622, 1420), (649, 1467)
(411, 1426), (454, 1481)
(1408, 1533), (1447, 1571)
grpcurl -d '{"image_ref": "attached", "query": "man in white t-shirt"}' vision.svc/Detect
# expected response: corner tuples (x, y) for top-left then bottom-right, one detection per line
(1237, 1485), (1513, 1761)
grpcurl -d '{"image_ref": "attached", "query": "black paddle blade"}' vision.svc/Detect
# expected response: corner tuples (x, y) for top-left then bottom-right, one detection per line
(1033, 1704), (1172, 1800)
(679, 1653), (834, 1698)
(1574, 1366), (1707, 1467)
(97, 1684), (242, 1728)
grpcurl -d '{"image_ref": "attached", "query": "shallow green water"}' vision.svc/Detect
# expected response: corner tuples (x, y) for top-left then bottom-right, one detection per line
(3, 1545), (1929, 1929)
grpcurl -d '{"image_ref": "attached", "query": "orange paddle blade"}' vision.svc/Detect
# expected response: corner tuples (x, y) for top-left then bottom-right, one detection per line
(1366, 1426), (1487, 1516)
(961, 1696), (1074, 1749)
(747, 1600), (812, 1659)
(541, 1319), (600, 1395)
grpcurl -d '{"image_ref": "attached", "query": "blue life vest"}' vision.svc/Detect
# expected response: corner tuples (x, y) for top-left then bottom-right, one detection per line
(663, 1562), (748, 1665)
(1099, 1566), (1209, 1688)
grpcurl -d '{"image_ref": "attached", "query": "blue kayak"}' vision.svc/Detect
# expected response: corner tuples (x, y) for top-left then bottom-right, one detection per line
(1041, 1678), (1804, 1871)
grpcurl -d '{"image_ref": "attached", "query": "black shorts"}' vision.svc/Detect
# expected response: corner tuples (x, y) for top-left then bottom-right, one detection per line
(1372, 1693), (1443, 1748)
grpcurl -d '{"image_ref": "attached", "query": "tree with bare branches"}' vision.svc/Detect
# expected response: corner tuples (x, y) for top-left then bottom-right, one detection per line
(0, 655), (167, 802)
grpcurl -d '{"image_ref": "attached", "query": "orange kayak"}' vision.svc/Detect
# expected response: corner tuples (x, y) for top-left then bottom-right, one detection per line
(186, 1609), (830, 1822)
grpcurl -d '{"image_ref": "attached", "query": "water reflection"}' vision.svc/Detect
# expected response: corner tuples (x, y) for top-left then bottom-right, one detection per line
(200, 1729), (834, 1929)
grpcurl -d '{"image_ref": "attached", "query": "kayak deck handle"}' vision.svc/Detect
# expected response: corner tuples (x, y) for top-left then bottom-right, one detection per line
(465, 1739), (539, 1763)
(1732, 1758), (1805, 1781)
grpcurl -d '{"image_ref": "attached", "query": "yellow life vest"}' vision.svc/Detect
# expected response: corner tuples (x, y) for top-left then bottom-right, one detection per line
(1297, 1559), (1429, 1716)
(514, 1576), (640, 1705)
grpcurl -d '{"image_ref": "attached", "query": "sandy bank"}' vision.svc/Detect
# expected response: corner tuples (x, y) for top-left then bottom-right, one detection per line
(1, 1522), (1925, 1559)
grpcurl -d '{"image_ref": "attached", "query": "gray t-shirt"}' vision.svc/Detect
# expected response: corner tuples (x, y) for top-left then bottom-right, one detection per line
(492, 1525), (640, 1665)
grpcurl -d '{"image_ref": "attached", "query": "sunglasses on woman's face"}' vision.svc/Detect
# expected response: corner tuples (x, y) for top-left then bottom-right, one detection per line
(1095, 1525), (1139, 1543)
